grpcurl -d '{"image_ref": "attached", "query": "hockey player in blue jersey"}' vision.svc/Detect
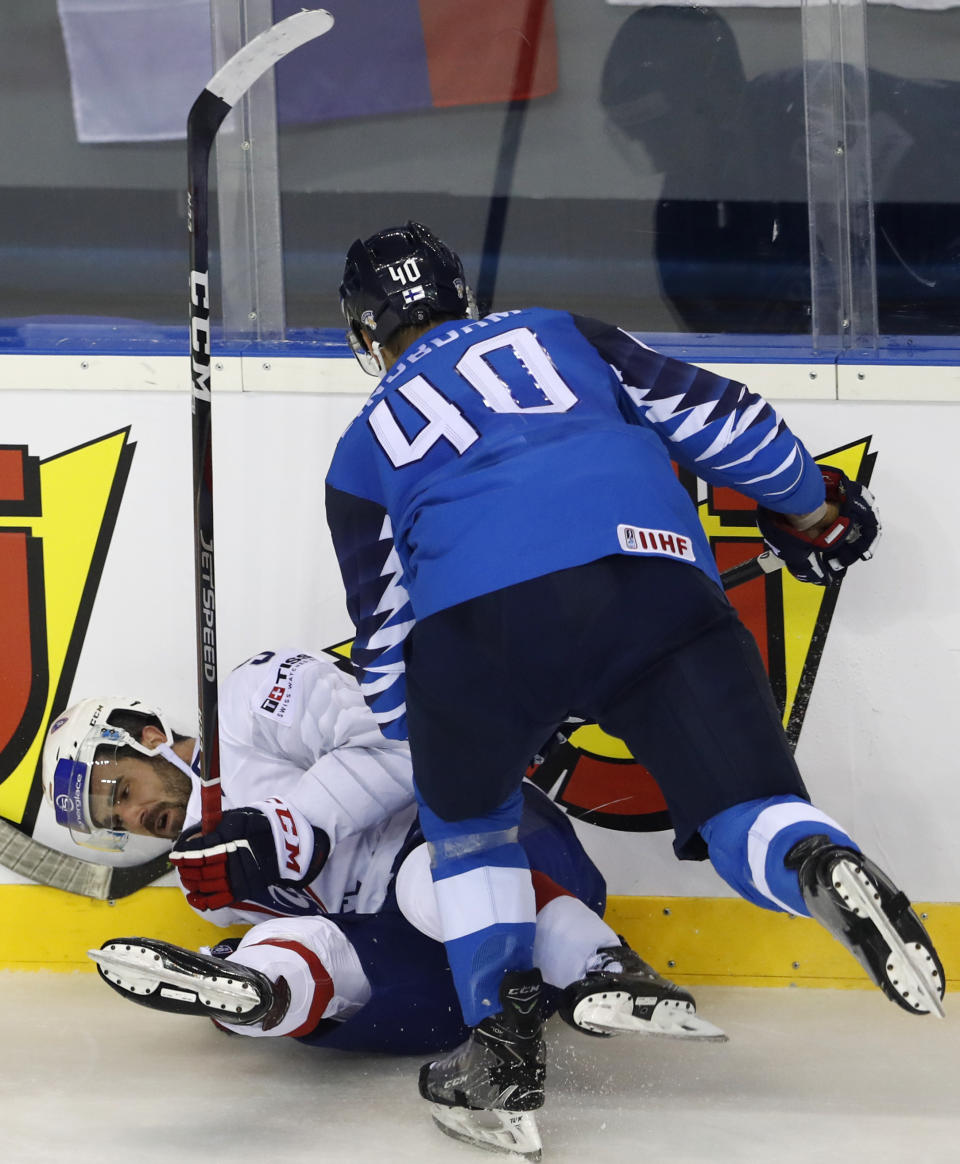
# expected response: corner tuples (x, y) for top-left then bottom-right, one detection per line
(325, 221), (944, 1158)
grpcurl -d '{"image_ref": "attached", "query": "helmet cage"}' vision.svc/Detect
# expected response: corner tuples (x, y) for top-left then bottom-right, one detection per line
(43, 699), (174, 852)
(339, 221), (478, 376)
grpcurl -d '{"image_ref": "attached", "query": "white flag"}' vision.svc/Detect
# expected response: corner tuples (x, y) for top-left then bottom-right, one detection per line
(57, 0), (213, 143)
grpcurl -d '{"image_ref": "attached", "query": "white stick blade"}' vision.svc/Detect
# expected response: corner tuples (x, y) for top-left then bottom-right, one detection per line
(0, 817), (111, 898)
(206, 9), (335, 108)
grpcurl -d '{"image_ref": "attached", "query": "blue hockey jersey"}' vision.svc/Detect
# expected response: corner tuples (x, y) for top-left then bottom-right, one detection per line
(326, 308), (825, 738)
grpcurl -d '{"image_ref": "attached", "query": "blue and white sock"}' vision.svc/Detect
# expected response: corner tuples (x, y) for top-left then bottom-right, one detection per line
(416, 785), (536, 1026)
(700, 794), (857, 915)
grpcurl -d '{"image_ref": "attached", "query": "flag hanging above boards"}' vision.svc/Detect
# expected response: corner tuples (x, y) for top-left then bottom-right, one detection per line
(58, 0), (558, 143)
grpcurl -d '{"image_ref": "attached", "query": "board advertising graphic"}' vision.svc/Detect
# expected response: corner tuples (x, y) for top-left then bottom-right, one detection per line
(0, 430), (163, 892)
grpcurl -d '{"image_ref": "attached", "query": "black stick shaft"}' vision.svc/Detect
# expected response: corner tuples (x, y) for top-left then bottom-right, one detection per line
(183, 10), (336, 832)
(188, 93), (232, 830)
(720, 549), (782, 591)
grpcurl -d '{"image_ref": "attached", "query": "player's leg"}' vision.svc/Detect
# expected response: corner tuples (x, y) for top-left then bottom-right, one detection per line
(404, 596), (573, 1158)
(590, 558), (944, 1016)
(295, 910), (471, 1054)
(702, 798), (944, 1015)
(413, 785), (546, 1155)
(396, 796), (725, 1040)
(514, 781), (726, 1037)
(528, 867), (725, 1039)
(90, 912), (478, 1054)
(396, 836), (615, 987)
(224, 914), (483, 1051)
(404, 594), (571, 1019)
(397, 834), (616, 993)
(231, 911), (481, 1054)
(89, 915), (372, 1037)
(214, 916), (369, 1038)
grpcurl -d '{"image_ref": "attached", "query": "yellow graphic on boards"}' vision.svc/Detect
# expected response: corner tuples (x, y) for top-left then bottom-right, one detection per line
(698, 440), (871, 731)
(0, 431), (133, 823)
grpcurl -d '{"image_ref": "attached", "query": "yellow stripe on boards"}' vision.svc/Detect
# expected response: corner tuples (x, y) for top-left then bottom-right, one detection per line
(605, 895), (959, 991)
(1, 886), (956, 991)
(0, 886), (246, 972)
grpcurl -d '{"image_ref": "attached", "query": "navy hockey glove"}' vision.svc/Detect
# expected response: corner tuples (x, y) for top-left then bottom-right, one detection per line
(170, 798), (329, 912)
(755, 466), (880, 586)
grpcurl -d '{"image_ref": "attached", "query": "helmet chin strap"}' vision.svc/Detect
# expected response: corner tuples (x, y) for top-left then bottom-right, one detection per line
(156, 741), (198, 782)
(369, 339), (387, 376)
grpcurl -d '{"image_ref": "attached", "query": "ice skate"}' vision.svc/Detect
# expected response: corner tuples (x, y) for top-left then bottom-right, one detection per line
(88, 937), (290, 1028)
(786, 836), (946, 1017)
(419, 968), (545, 1161)
(559, 940), (727, 1040)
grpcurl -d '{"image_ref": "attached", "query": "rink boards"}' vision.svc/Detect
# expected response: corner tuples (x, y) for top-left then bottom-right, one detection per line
(1, 333), (958, 983)
(2, 884), (957, 991)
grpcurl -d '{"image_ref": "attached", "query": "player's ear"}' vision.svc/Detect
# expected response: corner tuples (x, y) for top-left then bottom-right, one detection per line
(139, 723), (169, 750)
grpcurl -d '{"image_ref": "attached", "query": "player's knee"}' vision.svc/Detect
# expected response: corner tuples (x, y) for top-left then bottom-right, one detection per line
(419, 785), (511, 822)
(395, 843), (443, 941)
(414, 767), (524, 823)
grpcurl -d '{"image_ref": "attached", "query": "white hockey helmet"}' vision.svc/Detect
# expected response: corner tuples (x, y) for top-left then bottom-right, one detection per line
(41, 697), (176, 852)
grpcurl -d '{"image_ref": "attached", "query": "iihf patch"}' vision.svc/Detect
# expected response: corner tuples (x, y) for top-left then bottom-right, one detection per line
(616, 523), (696, 562)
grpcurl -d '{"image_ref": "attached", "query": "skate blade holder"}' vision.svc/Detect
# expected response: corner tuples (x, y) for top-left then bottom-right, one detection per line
(429, 1103), (542, 1160)
(573, 992), (728, 1041)
(88, 941), (264, 1017)
(832, 860), (946, 1018)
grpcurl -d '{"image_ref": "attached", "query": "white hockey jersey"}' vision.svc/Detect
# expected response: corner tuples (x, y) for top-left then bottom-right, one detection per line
(180, 648), (417, 927)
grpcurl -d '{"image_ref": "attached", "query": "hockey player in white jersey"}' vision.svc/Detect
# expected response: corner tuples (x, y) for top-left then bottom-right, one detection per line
(43, 647), (722, 1081)
(324, 221), (944, 1157)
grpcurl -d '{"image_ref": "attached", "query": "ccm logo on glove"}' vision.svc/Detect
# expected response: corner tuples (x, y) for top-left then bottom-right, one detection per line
(170, 799), (330, 912)
(273, 801), (305, 876)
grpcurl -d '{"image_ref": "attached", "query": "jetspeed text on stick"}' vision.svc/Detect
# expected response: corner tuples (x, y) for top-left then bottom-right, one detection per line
(199, 531), (216, 681)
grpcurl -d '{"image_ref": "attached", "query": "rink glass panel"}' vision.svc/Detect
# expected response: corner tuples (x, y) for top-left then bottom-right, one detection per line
(0, 1), (958, 347)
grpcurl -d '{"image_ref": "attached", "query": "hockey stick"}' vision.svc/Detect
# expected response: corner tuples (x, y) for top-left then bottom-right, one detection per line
(0, 815), (169, 900)
(187, 9), (335, 832)
(720, 548), (783, 590)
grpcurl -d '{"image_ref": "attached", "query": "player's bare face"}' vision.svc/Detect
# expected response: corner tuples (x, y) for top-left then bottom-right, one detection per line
(90, 754), (192, 839)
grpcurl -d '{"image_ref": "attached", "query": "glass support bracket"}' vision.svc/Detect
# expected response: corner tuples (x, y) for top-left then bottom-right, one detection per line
(210, 0), (286, 343)
(802, 0), (879, 352)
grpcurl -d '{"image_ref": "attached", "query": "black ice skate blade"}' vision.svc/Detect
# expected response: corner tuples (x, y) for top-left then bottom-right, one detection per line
(87, 938), (269, 1022)
(823, 857), (945, 1018)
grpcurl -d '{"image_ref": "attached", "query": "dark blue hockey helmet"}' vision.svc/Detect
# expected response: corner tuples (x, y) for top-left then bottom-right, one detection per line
(340, 221), (477, 375)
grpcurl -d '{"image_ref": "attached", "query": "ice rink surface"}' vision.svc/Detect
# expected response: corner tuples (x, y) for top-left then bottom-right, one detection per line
(3, 973), (956, 1164)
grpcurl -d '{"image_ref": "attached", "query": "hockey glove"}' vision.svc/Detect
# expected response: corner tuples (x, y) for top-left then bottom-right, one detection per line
(170, 798), (330, 912)
(755, 466), (880, 586)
